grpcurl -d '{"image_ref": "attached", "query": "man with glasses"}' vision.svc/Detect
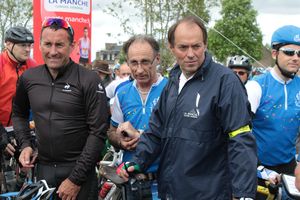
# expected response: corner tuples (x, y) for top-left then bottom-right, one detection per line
(246, 25), (300, 199)
(107, 35), (167, 199)
(0, 26), (36, 160)
(228, 55), (252, 84)
(118, 16), (257, 200)
(12, 18), (109, 200)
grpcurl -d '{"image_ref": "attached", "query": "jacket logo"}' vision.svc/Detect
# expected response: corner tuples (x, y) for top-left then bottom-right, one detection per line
(295, 91), (300, 107)
(97, 83), (104, 93)
(184, 109), (199, 119)
(183, 93), (200, 119)
(62, 83), (72, 92)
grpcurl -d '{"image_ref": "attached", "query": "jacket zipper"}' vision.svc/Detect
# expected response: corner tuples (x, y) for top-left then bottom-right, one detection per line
(284, 82), (288, 110)
(49, 81), (55, 159)
(7, 64), (21, 126)
(137, 86), (153, 115)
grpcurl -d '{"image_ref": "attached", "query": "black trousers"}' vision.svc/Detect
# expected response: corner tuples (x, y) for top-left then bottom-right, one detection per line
(37, 162), (96, 200)
(124, 179), (153, 200)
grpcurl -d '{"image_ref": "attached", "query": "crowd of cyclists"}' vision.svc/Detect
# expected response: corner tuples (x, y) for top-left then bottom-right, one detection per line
(0, 15), (299, 200)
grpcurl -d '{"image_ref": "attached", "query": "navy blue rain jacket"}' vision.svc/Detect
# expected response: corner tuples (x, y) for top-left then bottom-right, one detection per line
(133, 52), (257, 199)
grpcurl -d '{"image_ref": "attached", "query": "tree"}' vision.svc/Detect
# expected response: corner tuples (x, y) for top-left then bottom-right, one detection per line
(208, 0), (263, 63)
(0, 0), (33, 50)
(101, 0), (217, 67)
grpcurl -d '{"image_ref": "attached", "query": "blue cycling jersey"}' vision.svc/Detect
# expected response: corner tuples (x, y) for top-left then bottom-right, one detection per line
(251, 71), (300, 166)
(111, 75), (168, 172)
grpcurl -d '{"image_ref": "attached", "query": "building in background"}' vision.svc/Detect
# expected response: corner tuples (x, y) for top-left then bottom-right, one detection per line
(96, 43), (123, 65)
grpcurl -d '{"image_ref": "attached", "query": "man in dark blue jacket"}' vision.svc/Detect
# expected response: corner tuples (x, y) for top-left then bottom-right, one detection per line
(119, 16), (257, 200)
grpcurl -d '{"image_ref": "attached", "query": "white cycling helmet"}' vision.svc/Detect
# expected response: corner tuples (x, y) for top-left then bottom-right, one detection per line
(16, 180), (55, 200)
(228, 55), (252, 72)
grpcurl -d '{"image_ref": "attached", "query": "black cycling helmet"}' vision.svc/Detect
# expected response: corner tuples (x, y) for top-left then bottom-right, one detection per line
(228, 55), (252, 71)
(5, 26), (34, 44)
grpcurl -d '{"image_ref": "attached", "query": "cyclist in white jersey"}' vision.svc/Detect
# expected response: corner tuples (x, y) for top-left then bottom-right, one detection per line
(78, 27), (90, 67)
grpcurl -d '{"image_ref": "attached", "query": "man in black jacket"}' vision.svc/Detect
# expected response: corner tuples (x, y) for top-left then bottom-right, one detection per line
(12, 18), (109, 200)
(119, 16), (257, 200)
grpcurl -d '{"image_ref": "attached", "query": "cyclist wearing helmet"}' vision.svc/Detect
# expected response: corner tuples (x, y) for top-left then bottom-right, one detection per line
(246, 25), (300, 199)
(228, 55), (252, 84)
(0, 26), (36, 157)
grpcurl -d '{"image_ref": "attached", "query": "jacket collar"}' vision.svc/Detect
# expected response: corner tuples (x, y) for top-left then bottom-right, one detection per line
(44, 58), (74, 80)
(3, 50), (20, 67)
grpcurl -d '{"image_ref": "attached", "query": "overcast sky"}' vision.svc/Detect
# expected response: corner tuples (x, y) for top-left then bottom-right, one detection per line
(90, 0), (300, 60)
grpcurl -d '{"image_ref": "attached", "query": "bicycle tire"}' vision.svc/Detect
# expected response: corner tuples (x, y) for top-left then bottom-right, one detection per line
(110, 186), (122, 200)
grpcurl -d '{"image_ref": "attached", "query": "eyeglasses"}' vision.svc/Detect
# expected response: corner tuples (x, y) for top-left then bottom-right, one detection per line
(234, 71), (247, 76)
(128, 56), (156, 68)
(279, 48), (300, 58)
(42, 18), (74, 36)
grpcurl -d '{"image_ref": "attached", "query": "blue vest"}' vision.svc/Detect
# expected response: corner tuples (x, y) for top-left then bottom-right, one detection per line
(112, 77), (168, 172)
(253, 72), (300, 166)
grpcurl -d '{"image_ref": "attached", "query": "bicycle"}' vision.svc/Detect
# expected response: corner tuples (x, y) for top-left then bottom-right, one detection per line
(98, 145), (160, 200)
(98, 145), (124, 200)
(0, 125), (37, 194)
(281, 174), (300, 200)
(257, 181), (280, 200)
(1, 126), (22, 193)
(256, 165), (281, 200)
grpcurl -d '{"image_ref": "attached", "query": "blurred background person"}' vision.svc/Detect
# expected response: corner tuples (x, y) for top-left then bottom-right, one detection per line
(106, 62), (132, 107)
(0, 26), (36, 157)
(78, 27), (90, 67)
(228, 55), (252, 84)
(112, 63), (120, 79)
(92, 60), (113, 87)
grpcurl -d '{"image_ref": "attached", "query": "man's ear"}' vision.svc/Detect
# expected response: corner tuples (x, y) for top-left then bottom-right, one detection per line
(168, 43), (175, 54)
(271, 49), (278, 60)
(5, 41), (12, 50)
(156, 53), (160, 63)
(70, 41), (76, 52)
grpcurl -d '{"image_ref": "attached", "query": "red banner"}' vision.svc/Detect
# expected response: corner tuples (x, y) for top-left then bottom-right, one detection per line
(33, 0), (92, 65)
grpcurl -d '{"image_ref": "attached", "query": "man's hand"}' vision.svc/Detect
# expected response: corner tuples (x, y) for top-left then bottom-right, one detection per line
(117, 122), (141, 150)
(5, 143), (16, 156)
(120, 137), (139, 151)
(295, 163), (300, 191)
(269, 173), (281, 185)
(57, 178), (81, 200)
(117, 122), (140, 138)
(116, 162), (140, 182)
(18, 146), (36, 168)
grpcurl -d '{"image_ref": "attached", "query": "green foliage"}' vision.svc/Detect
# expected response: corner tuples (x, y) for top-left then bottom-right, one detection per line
(118, 50), (126, 64)
(0, 0), (32, 50)
(102, 0), (218, 68)
(208, 0), (263, 63)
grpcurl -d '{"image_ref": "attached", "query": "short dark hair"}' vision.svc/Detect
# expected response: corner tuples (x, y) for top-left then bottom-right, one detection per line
(168, 16), (207, 47)
(122, 34), (160, 58)
(41, 24), (74, 44)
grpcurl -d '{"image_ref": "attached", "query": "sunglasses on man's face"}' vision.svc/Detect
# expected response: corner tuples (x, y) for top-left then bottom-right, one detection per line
(233, 71), (247, 76)
(279, 48), (300, 58)
(42, 18), (74, 36)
